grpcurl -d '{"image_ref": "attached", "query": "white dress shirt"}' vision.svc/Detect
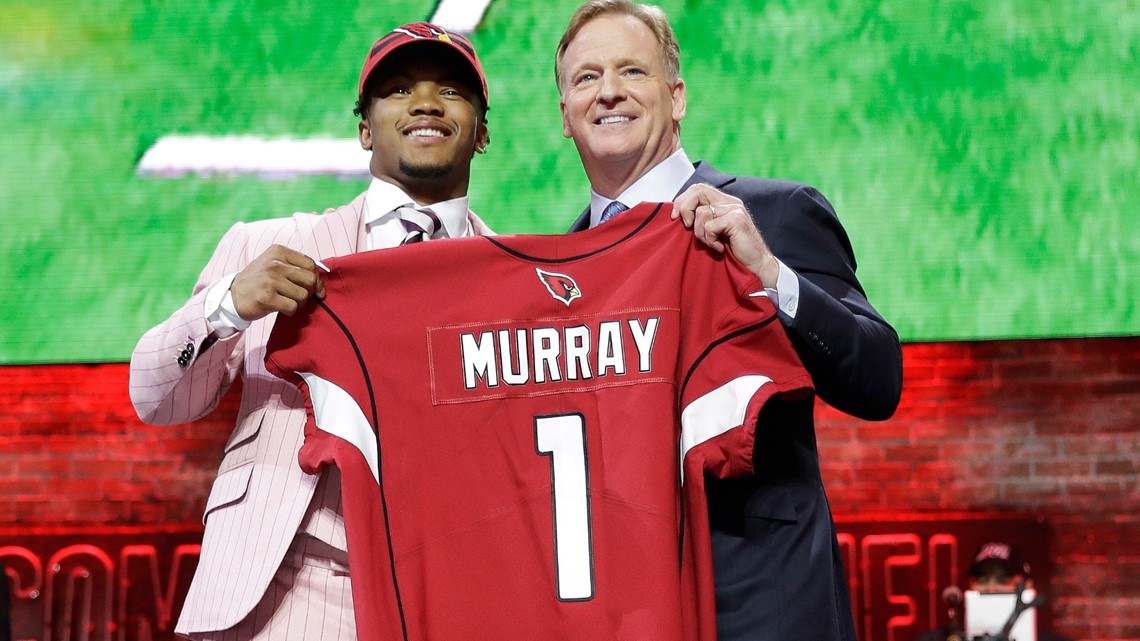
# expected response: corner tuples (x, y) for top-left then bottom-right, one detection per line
(588, 148), (801, 319)
(360, 176), (473, 248)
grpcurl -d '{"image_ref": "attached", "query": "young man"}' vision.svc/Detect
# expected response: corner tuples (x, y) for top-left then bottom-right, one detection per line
(129, 22), (491, 640)
(917, 542), (1074, 641)
(555, 2), (904, 639)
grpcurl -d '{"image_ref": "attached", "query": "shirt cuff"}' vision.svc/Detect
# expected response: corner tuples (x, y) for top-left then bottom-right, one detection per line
(764, 259), (800, 320)
(203, 273), (249, 338)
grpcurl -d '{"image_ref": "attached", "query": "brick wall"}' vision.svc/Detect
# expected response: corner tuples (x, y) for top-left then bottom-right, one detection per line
(0, 364), (237, 527)
(819, 336), (1140, 641)
(1, 336), (1137, 640)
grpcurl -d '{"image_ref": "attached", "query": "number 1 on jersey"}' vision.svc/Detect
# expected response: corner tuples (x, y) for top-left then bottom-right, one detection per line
(534, 413), (595, 601)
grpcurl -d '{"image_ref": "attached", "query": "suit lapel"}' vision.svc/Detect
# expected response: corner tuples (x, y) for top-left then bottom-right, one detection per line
(682, 161), (736, 194)
(296, 191), (368, 260)
(467, 209), (496, 236)
(568, 206), (591, 233)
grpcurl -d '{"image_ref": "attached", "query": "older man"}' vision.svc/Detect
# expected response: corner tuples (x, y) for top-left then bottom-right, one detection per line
(130, 22), (491, 640)
(556, 1), (903, 640)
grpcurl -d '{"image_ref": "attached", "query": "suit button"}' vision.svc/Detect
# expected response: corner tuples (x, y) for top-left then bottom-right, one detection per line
(177, 341), (195, 368)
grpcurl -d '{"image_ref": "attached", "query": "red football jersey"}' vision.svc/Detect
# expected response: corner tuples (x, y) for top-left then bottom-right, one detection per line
(265, 202), (813, 641)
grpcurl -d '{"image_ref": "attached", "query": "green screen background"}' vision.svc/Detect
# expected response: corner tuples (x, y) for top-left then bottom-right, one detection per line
(1, 0), (1137, 364)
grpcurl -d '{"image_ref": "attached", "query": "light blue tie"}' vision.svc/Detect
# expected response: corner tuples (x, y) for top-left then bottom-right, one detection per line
(598, 200), (629, 225)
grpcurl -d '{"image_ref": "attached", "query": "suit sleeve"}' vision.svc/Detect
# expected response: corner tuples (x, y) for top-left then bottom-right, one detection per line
(127, 221), (253, 426)
(766, 184), (903, 420)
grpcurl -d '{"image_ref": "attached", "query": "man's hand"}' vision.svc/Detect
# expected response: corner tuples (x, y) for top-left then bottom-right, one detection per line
(672, 183), (779, 287)
(230, 245), (326, 321)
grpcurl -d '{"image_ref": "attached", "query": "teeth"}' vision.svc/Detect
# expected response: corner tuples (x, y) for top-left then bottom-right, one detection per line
(598, 116), (631, 125)
(408, 128), (445, 137)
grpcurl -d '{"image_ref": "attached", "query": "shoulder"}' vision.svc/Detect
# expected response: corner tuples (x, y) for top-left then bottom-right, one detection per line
(297, 190), (367, 225)
(219, 191), (366, 254)
(287, 190), (367, 236)
(692, 161), (830, 208)
(691, 162), (851, 253)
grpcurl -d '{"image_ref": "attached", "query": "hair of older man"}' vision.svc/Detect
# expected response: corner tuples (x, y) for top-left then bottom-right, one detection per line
(554, 0), (681, 93)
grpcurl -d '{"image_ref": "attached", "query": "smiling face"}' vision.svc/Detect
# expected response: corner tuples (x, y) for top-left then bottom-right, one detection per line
(558, 14), (685, 197)
(359, 46), (488, 203)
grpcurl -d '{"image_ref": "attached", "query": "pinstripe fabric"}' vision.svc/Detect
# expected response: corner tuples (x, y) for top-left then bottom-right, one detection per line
(192, 538), (355, 641)
(129, 190), (493, 637)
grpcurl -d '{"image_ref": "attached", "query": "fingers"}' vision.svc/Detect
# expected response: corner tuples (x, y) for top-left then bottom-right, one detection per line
(231, 245), (326, 321)
(264, 246), (325, 297)
(673, 184), (749, 252)
(673, 183), (742, 227)
(670, 185), (779, 283)
(694, 202), (732, 253)
(672, 183), (706, 227)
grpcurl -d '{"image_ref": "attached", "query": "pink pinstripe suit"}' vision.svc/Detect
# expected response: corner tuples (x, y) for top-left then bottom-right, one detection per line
(129, 191), (492, 636)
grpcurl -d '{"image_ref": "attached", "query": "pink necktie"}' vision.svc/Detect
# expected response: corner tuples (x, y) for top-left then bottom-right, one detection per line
(398, 206), (442, 245)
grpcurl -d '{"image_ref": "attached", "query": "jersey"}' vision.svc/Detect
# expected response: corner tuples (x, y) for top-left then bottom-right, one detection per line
(265, 202), (814, 641)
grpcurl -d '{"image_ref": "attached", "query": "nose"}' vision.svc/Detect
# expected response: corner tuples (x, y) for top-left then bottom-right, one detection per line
(596, 69), (626, 104)
(409, 84), (445, 115)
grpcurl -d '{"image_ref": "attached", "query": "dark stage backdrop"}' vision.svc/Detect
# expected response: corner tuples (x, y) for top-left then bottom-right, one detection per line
(3, 337), (1138, 640)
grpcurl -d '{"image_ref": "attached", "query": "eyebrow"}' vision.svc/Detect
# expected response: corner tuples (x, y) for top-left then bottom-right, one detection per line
(572, 55), (647, 72)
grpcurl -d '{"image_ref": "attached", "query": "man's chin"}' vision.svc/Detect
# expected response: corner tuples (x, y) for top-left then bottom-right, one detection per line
(399, 160), (453, 180)
(582, 144), (642, 168)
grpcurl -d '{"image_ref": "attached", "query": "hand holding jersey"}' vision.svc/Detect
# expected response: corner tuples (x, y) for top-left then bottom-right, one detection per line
(672, 183), (781, 288)
(229, 245), (327, 322)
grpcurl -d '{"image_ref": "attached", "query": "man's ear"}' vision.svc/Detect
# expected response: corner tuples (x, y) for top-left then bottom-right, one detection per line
(671, 78), (687, 124)
(359, 118), (372, 151)
(474, 121), (490, 154)
(560, 98), (573, 139)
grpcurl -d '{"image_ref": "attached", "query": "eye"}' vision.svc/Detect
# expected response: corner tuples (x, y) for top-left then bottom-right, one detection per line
(574, 72), (598, 86)
(379, 84), (411, 97)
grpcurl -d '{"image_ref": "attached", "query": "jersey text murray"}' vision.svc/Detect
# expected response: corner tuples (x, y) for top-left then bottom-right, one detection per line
(460, 317), (662, 390)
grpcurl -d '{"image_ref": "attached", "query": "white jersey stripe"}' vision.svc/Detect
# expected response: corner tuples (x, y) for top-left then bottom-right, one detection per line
(679, 375), (772, 482)
(299, 371), (380, 484)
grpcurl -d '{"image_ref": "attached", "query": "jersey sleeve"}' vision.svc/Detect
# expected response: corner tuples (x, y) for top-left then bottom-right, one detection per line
(264, 259), (379, 481)
(676, 237), (815, 483)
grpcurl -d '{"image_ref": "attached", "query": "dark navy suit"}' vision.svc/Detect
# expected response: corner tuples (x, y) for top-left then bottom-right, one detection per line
(570, 161), (903, 641)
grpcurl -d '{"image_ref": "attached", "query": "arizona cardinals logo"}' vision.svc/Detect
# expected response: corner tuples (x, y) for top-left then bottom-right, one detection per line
(536, 268), (582, 306)
(395, 25), (453, 43)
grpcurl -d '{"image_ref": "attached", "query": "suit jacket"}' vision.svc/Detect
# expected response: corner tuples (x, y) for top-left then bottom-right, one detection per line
(129, 191), (492, 634)
(570, 162), (903, 641)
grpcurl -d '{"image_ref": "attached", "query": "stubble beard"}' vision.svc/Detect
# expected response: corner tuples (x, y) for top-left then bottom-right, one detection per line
(399, 158), (452, 180)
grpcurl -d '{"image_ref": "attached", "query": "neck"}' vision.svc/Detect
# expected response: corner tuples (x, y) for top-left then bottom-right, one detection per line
(379, 174), (469, 208)
(582, 142), (679, 200)
(587, 168), (641, 200)
(405, 184), (467, 207)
